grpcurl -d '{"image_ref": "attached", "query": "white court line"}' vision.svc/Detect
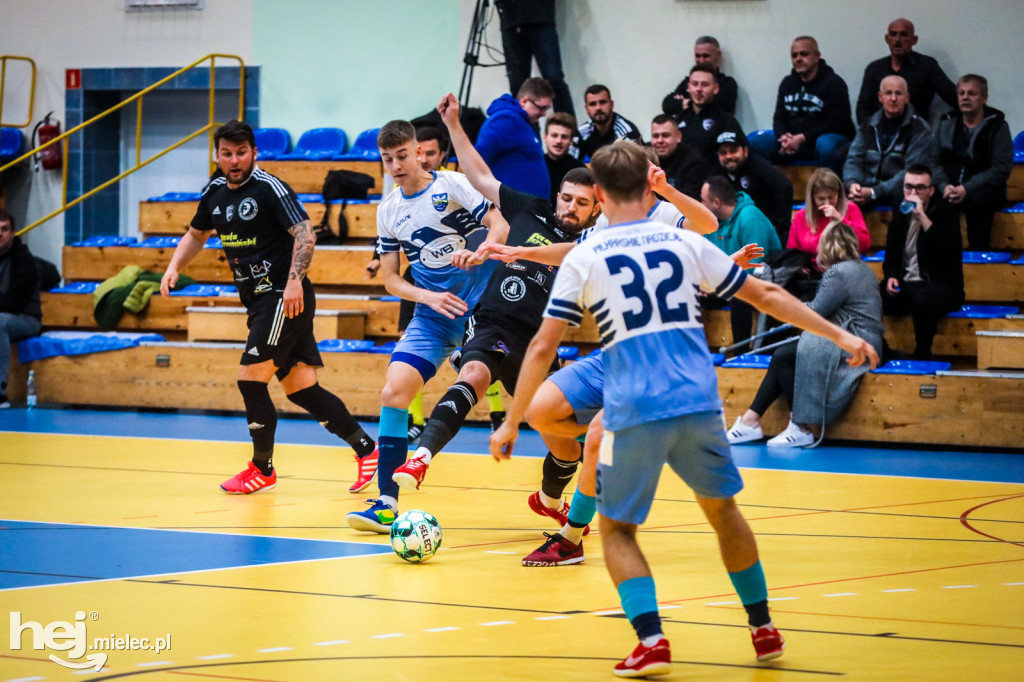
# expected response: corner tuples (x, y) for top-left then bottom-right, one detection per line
(371, 633), (406, 639)
(1004, 582), (1024, 586)
(256, 647), (292, 652)
(9, 677), (47, 682)
(882, 588), (916, 592)
(822, 593), (857, 597)
(660, 605), (682, 610)
(592, 609), (624, 615)
(768, 597), (799, 601)
(942, 585), (976, 589)
(480, 621), (515, 626)
(314, 640), (349, 646)
(136, 661), (173, 667)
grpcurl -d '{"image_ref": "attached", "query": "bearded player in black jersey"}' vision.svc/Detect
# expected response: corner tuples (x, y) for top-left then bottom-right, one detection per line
(160, 120), (376, 494)
(389, 93), (601, 496)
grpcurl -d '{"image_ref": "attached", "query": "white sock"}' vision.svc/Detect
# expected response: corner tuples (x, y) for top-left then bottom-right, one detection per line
(413, 446), (433, 464)
(560, 522), (585, 546)
(380, 495), (398, 510)
(750, 620), (775, 632)
(641, 634), (664, 647)
(538, 490), (562, 510)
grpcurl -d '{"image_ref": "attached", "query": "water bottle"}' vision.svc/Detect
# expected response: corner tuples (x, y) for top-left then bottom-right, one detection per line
(26, 370), (37, 409)
(899, 200), (916, 215)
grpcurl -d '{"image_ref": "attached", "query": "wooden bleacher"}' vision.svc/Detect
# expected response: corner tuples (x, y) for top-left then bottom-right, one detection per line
(139, 200), (379, 239)
(258, 160), (384, 195)
(186, 306), (366, 342)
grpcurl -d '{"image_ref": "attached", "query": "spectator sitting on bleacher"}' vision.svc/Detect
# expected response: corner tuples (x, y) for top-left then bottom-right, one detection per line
(701, 176), (782, 350)
(476, 77), (552, 199)
(881, 163), (964, 360)
(572, 84), (643, 162)
(726, 222), (884, 447)
(749, 36), (855, 175)
(662, 35), (739, 116)
(543, 112), (585, 206)
(650, 114), (708, 200)
(0, 208), (42, 408)
(855, 18), (957, 125)
(789, 168), (871, 264)
(674, 64), (743, 166)
(936, 74), (1014, 251)
(714, 123), (794, 244)
(845, 75), (942, 208)
(415, 125), (450, 172)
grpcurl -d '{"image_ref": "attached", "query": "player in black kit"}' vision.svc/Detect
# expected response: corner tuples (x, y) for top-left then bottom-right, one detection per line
(160, 120), (376, 494)
(390, 93), (601, 493)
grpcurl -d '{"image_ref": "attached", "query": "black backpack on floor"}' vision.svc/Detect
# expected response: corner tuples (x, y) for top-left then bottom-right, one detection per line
(315, 169), (375, 244)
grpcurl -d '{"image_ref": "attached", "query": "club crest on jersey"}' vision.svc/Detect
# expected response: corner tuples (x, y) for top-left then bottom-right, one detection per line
(702, 118), (714, 131)
(239, 197), (259, 221)
(226, 205), (235, 222)
(431, 193), (449, 212)
(501, 276), (526, 302)
(408, 226), (466, 268)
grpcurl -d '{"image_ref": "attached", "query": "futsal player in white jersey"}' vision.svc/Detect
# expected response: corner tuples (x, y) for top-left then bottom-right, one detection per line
(346, 120), (509, 533)
(491, 140), (877, 677)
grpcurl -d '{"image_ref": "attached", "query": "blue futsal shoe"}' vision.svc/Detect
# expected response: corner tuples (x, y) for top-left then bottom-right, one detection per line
(346, 498), (397, 534)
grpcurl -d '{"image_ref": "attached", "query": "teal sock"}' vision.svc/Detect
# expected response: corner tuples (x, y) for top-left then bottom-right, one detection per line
(728, 560), (768, 605)
(566, 489), (596, 527)
(617, 576), (658, 621)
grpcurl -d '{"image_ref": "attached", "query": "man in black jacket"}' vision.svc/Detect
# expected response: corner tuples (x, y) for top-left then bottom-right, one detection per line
(650, 114), (708, 200)
(662, 35), (739, 116)
(749, 36), (855, 175)
(936, 74), (1014, 250)
(674, 64), (743, 166)
(856, 18), (956, 125)
(0, 209), (42, 408)
(881, 164), (964, 359)
(714, 125), (794, 243)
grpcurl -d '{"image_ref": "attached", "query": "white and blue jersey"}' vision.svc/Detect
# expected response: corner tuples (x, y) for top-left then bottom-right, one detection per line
(577, 199), (685, 244)
(377, 171), (496, 318)
(545, 219), (747, 431)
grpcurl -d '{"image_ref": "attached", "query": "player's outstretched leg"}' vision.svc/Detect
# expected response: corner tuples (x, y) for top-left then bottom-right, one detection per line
(485, 381), (505, 432)
(223, 379), (278, 494)
(601, 516), (671, 678)
(284, 382), (378, 492)
(697, 495), (785, 661)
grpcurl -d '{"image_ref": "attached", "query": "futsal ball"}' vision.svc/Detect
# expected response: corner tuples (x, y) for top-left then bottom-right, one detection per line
(390, 510), (442, 563)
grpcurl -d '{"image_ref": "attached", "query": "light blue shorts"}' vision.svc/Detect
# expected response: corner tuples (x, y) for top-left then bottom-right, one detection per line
(390, 312), (469, 382)
(547, 351), (604, 425)
(596, 410), (744, 525)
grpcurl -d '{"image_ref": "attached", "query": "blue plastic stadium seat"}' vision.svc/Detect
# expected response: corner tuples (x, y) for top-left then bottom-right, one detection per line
(335, 128), (382, 161)
(168, 284), (237, 297)
(872, 360), (951, 375)
(317, 339), (376, 353)
(18, 331), (166, 363)
(962, 251), (1012, 264)
(146, 191), (202, 202)
(253, 128), (291, 160)
(50, 281), (101, 294)
(0, 127), (24, 161)
(1012, 254), (1024, 266)
(948, 304), (1020, 318)
(381, 295), (401, 302)
(711, 353), (725, 366)
(367, 341), (397, 354)
(296, 193), (322, 203)
(1013, 130), (1024, 163)
(203, 237), (222, 249)
(722, 353), (772, 369)
(863, 250), (885, 262)
(279, 128), (347, 161)
(132, 236), (181, 248)
(72, 236), (138, 247)
(557, 346), (580, 362)
(747, 129), (774, 150)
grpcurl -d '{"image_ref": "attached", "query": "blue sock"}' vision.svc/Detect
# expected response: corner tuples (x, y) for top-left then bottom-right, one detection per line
(617, 576), (662, 639)
(566, 489), (596, 527)
(377, 406), (408, 500)
(729, 560), (771, 626)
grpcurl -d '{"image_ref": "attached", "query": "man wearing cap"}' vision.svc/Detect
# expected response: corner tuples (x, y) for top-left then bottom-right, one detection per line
(651, 114), (709, 200)
(714, 127), (794, 243)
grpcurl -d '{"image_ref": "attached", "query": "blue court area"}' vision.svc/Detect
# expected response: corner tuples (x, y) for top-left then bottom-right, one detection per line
(1, 406), (1022, 484)
(0, 519), (392, 590)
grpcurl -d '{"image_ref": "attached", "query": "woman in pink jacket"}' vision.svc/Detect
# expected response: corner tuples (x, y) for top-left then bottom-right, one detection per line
(788, 168), (871, 264)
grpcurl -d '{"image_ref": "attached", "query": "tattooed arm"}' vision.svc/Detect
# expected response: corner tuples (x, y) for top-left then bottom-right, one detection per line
(283, 219), (316, 318)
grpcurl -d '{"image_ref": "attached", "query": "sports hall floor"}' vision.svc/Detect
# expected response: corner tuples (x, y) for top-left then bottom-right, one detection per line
(2, 407), (1022, 681)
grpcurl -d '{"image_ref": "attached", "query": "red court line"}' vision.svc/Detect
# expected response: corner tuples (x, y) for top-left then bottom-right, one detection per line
(847, 492), (1024, 512)
(959, 494), (1024, 548)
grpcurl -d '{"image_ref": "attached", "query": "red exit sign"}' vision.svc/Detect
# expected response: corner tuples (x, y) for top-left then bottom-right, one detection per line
(66, 69), (82, 89)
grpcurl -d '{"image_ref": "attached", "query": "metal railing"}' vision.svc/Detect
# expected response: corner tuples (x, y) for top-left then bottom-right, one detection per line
(0, 53), (245, 237)
(0, 55), (36, 128)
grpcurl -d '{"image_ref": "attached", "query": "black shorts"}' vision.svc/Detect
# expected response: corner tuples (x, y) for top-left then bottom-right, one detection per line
(459, 313), (552, 395)
(241, 282), (323, 381)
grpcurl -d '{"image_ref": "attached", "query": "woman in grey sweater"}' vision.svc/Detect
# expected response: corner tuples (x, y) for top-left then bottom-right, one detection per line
(727, 222), (884, 447)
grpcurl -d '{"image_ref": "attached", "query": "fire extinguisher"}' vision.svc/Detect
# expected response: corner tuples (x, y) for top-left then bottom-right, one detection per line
(32, 112), (63, 171)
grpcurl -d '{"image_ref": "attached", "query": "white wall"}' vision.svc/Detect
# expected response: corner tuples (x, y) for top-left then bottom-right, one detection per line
(0, 0), (254, 267)
(462, 0), (1024, 140)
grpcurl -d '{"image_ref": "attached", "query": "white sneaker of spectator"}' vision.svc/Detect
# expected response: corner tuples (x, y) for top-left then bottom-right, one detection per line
(766, 421), (814, 448)
(726, 416), (763, 444)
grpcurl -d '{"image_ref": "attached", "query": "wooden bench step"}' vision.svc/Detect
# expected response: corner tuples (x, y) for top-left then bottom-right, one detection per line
(258, 159), (384, 195)
(865, 261), (1024, 303)
(781, 164), (1024, 203)
(185, 306), (366, 342)
(139, 200), (379, 239)
(976, 331), (1024, 370)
